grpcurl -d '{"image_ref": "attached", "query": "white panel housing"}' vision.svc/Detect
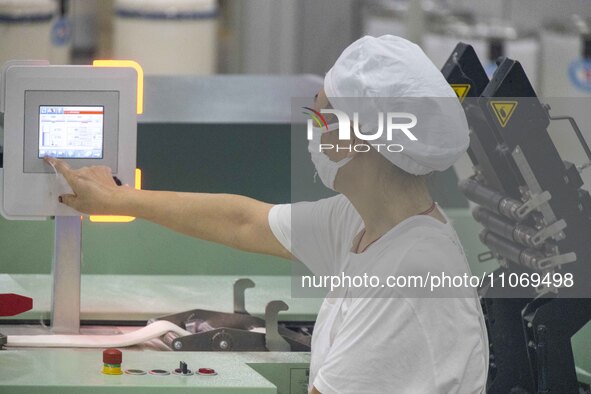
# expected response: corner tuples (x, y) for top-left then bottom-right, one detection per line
(1, 64), (137, 218)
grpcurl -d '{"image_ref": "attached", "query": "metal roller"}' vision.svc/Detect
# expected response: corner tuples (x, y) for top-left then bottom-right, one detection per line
(473, 206), (539, 248)
(479, 230), (547, 271)
(459, 178), (524, 221)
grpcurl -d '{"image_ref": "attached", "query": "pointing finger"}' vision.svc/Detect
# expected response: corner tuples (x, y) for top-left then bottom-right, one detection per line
(44, 157), (76, 184)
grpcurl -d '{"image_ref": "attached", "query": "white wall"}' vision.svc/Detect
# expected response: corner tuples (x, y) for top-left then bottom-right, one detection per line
(449, 0), (591, 31)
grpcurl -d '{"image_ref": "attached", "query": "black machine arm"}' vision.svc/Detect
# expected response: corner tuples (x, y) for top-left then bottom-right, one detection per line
(442, 42), (591, 393)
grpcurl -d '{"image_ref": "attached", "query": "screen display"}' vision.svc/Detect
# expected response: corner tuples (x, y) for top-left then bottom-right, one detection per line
(38, 106), (104, 159)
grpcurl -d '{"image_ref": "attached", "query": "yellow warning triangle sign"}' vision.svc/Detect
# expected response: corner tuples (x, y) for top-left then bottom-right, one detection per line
(450, 84), (471, 102)
(489, 101), (518, 128)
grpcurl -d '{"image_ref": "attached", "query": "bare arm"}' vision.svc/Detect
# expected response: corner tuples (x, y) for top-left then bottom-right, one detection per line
(123, 190), (291, 258)
(45, 157), (292, 260)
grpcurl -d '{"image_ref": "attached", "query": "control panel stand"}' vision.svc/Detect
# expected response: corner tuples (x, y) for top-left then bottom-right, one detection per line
(51, 216), (82, 334)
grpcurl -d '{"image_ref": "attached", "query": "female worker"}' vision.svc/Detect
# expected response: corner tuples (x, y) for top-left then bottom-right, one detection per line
(46, 35), (488, 393)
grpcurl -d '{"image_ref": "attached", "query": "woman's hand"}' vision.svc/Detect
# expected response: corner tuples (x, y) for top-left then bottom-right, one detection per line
(44, 157), (131, 215)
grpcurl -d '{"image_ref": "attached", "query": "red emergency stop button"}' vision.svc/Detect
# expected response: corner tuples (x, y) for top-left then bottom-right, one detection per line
(103, 348), (122, 365)
(102, 348), (123, 375)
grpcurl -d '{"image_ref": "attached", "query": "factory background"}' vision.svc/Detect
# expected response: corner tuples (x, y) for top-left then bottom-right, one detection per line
(0, 0), (590, 83)
(2, 1), (591, 391)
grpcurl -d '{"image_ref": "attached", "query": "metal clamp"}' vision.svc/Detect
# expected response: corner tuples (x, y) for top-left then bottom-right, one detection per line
(536, 252), (577, 271)
(512, 146), (560, 228)
(530, 219), (567, 246)
(265, 300), (290, 352)
(515, 190), (552, 220)
(233, 278), (255, 314)
(531, 251), (577, 295)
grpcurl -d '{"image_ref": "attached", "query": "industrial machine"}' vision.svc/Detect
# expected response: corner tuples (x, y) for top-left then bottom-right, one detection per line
(151, 279), (311, 352)
(442, 43), (591, 393)
(0, 65), (323, 393)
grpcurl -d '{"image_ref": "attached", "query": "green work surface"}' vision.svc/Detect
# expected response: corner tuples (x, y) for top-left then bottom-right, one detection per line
(0, 216), (294, 276)
(0, 348), (311, 393)
(0, 274), (322, 322)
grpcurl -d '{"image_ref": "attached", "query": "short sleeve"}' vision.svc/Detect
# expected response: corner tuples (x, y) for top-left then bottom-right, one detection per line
(267, 195), (358, 276)
(268, 204), (292, 252)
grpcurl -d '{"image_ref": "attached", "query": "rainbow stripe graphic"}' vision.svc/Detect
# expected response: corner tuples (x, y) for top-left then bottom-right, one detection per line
(302, 107), (329, 130)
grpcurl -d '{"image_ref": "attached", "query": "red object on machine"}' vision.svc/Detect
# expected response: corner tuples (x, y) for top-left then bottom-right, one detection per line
(0, 293), (33, 316)
(103, 348), (122, 365)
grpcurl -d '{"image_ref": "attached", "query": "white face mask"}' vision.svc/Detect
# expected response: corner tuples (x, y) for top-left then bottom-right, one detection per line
(308, 123), (353, 191)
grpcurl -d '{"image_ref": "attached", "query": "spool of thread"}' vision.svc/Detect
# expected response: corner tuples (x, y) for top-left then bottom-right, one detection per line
(102, 348), (123, 375)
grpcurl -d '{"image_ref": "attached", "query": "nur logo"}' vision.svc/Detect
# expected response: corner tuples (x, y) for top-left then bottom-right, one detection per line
(303, 107), (418, 153)
(302, 106), (330, 130)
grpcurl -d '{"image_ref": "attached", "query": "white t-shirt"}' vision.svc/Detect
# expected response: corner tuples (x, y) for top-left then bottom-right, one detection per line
(268, 195), (488, 394)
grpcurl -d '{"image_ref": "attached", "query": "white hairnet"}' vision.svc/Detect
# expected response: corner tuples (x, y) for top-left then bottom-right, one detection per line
(324, 35), (469, 175)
